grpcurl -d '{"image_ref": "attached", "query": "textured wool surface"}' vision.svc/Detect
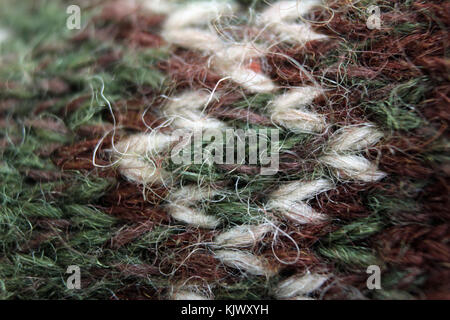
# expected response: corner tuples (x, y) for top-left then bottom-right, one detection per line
(0, 0), (449, 300)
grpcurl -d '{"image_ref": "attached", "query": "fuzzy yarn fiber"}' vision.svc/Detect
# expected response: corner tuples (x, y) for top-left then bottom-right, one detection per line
(0, 0), (449, 300)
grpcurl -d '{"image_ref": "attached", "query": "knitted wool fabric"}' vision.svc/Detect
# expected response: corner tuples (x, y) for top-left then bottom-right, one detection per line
(0, 0), (449, 300)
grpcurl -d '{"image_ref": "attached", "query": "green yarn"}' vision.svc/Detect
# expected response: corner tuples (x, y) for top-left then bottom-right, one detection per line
(318, 245), (380, 267)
